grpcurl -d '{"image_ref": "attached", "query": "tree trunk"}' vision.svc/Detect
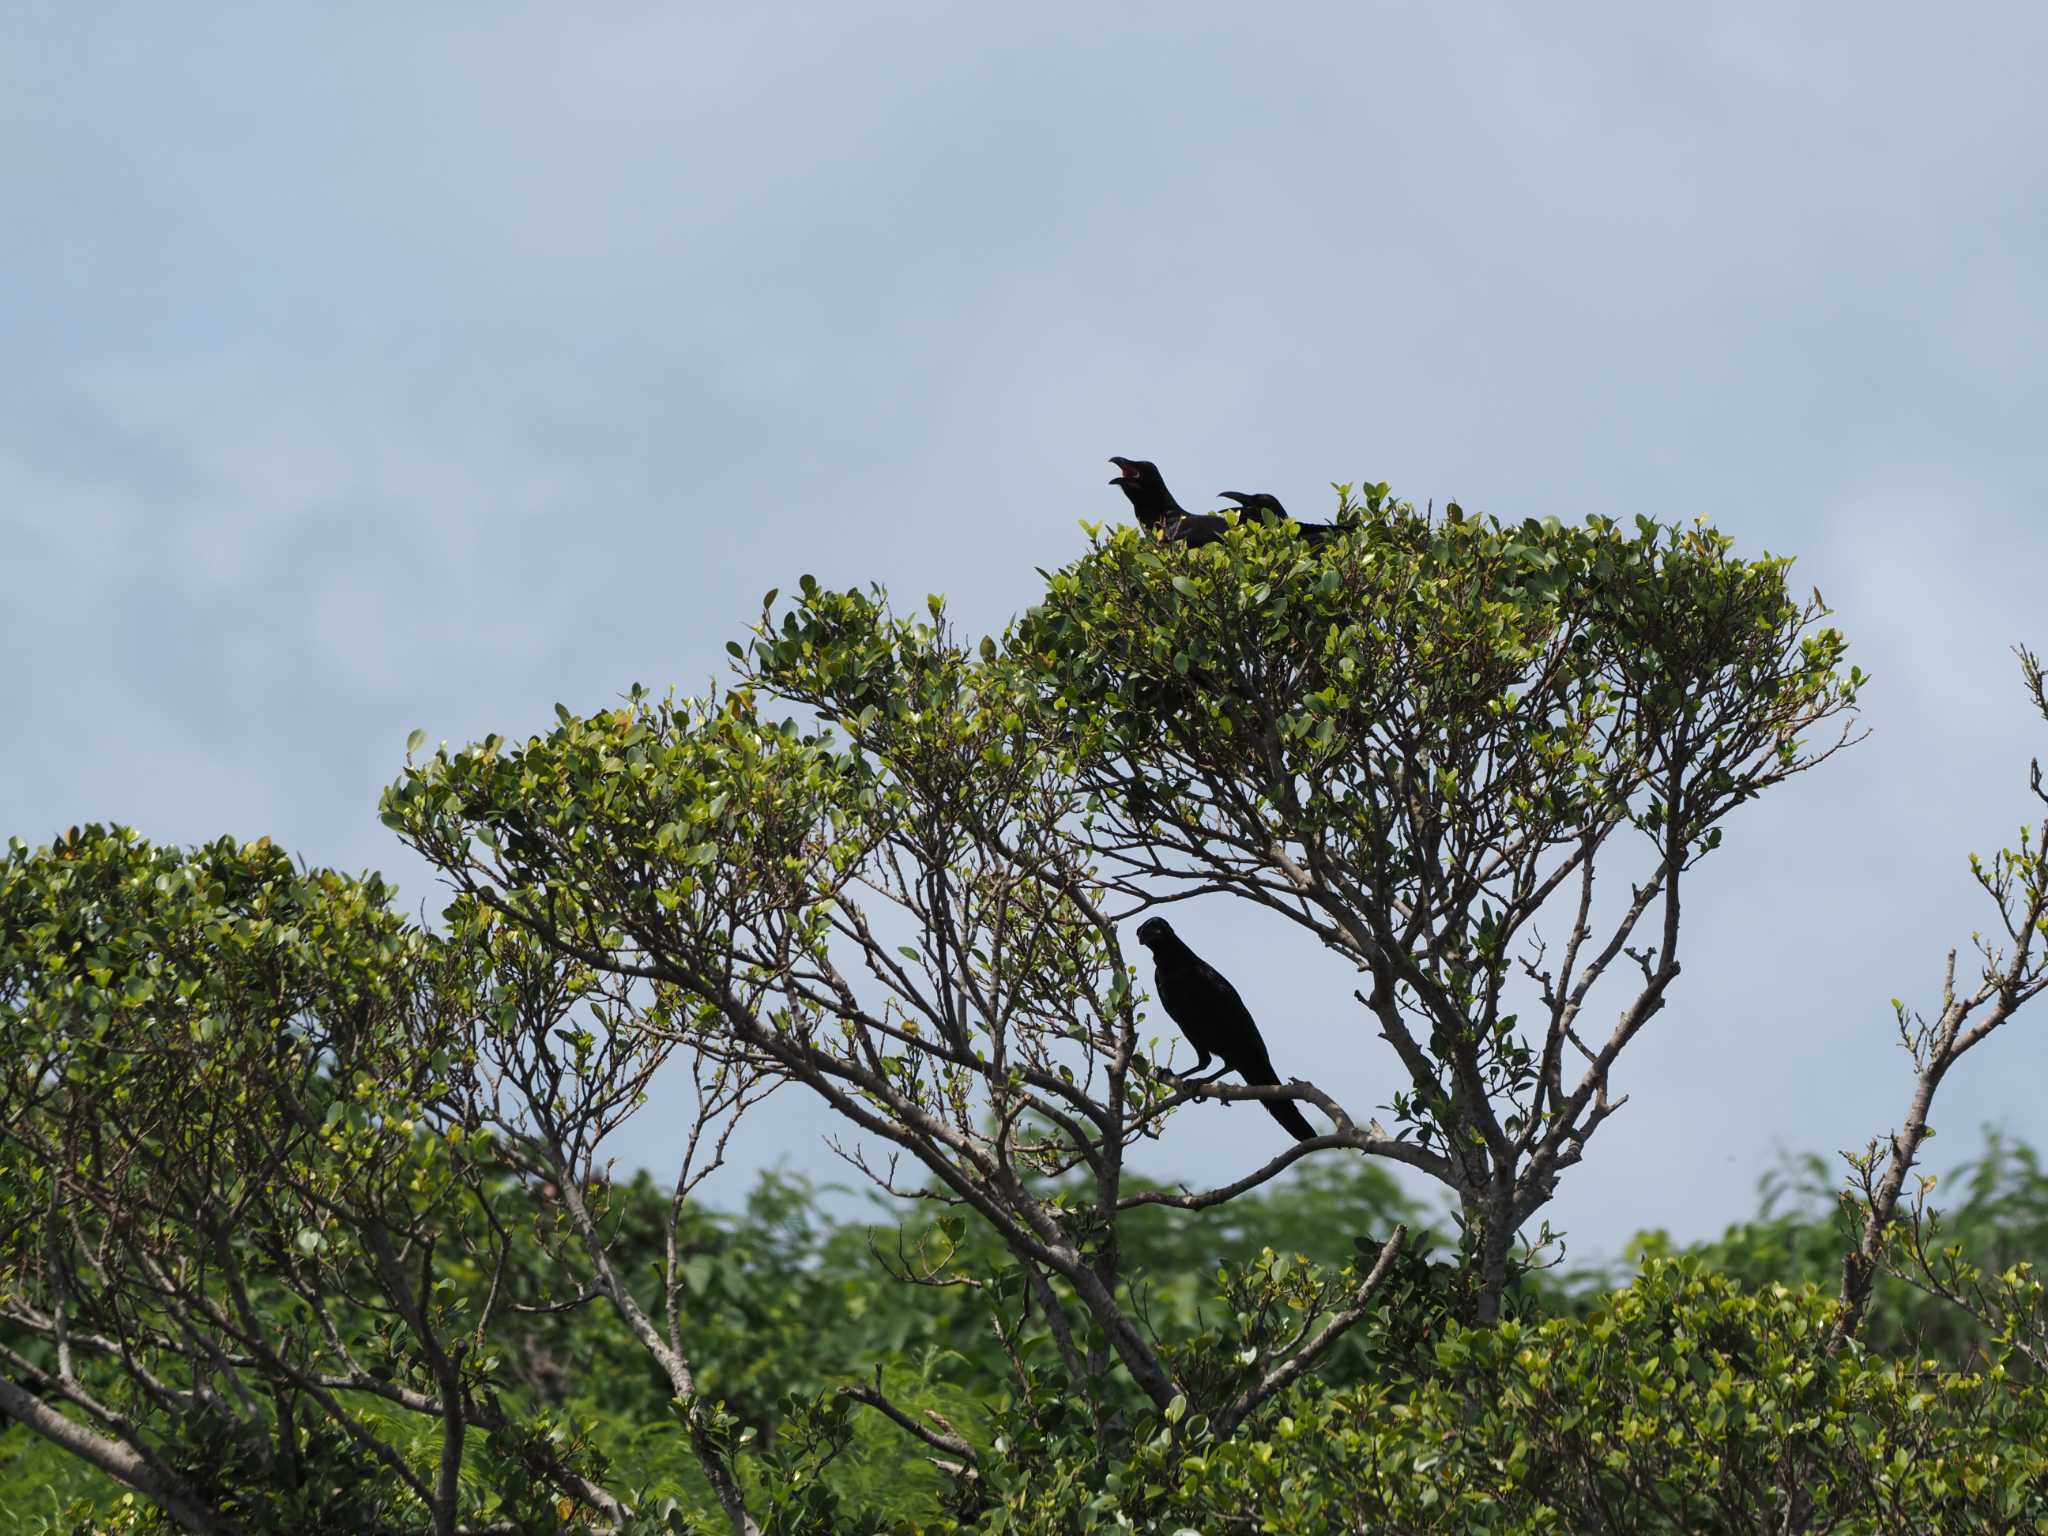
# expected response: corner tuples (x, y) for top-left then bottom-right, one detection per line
(1469, 1187), (1518, 1326)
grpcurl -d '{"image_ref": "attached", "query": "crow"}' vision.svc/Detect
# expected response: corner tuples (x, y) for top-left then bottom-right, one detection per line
(1218, 491), (1340, 547)
(1107, 457), (1184, 533)
(1108, 458), (1230, 547)
(1163, 509), (1230, 548)
(1135, 916), (1318, 1142)
(1217, 490), (1288, 522)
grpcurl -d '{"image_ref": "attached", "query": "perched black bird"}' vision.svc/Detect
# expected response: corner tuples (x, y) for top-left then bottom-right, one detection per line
(1217, 490), (1288, 522)
(1218, 491), (1339, 547)
(1107, 457), (1184, 533)
(1163, 509), (1230, 548)
(1135, 916), (1318, 1142)
(1108, 457), (1230, 547)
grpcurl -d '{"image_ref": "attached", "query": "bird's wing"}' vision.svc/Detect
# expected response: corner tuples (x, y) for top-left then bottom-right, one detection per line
(1195, 959), (1262, 1029)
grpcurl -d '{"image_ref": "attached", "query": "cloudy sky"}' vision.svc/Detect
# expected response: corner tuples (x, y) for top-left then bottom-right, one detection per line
(7, 4), (2046, 1263)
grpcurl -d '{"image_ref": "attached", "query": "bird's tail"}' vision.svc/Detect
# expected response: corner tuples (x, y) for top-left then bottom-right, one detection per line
(1241, 1057), (1317, 1143)
(1262, 1095), (1317, 1143)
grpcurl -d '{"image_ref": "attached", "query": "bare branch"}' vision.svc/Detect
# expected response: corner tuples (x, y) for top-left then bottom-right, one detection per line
(839, 1371), (980, 1467)
(0, 1374), (230, 1535)
(1214, 1225), (1408, 1436)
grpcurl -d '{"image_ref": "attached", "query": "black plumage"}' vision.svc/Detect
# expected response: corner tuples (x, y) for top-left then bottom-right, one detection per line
(1108, 457), (1230, 547)
(1135, 916), (1317, 1143)
(1218, 491), (1340, 547)
(1163, 510), (1230, 547)
(1217, 490), (1288, 521)
(1108, 457), (1183, 533)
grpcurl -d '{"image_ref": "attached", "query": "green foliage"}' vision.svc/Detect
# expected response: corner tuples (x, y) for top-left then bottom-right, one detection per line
(11, 1121), (2048, 1532)
(1019, 499), (1857, 872)
(1609, 1132), (2048, 1363)
(0, 827), (619, 1533)
(385, 688), (866, 993)
(0, 1428), (112, 1532)
(982, 1260), (2048, 1534)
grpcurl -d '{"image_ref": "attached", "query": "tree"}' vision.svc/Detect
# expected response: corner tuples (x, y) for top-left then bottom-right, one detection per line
(0, 830), (655, 1534)
(389, 489), (1859, 1340)
(15, 485), (1965, 1535)
(1013, 491), (1862, 1316)
(1834, 648), (2048, 1350)
(0, 825), (817, 1531)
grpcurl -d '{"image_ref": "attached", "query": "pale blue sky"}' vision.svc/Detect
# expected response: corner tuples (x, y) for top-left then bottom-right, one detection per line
(6, 4), (2047, 1260)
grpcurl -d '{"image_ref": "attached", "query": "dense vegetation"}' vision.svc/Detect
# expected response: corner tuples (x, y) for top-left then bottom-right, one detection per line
(6, 1146), (2048, 1531)
(6, 490), (2046, 1532)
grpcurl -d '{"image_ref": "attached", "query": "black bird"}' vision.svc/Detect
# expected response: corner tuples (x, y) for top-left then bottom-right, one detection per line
(1135, 916), (1318, 1142)
(1163, 509), (1230, 548)
(1107, 457), (1183, 533)
(1108, 458), (1230, 547)
(1218, 491), (1339, 547)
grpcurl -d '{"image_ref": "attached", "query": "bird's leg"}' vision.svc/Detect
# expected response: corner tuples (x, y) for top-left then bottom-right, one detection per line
(1182, 1057), (1234, 1099)
(1175, 1049), (1230, 1092)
